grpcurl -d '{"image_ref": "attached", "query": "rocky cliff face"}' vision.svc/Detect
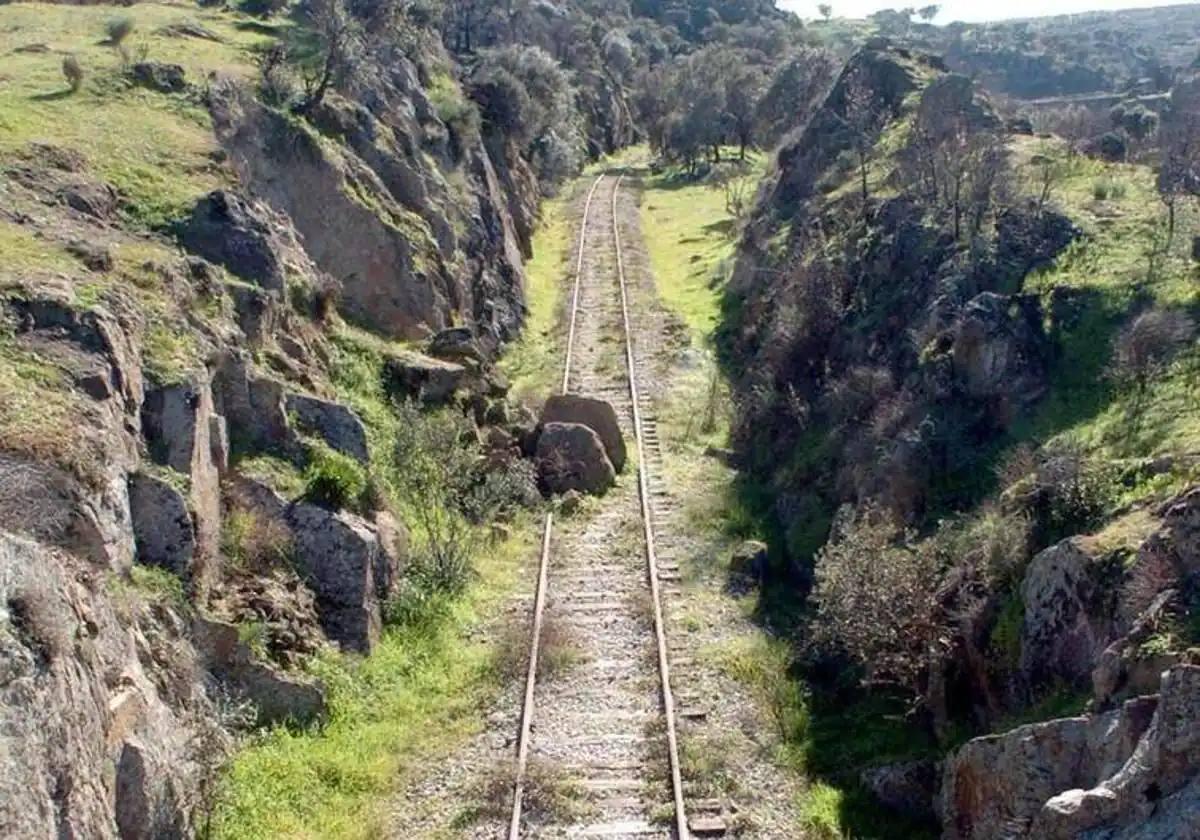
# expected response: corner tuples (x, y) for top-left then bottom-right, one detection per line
(727, 43), (1073, 549)
(0, 4), (567, 836)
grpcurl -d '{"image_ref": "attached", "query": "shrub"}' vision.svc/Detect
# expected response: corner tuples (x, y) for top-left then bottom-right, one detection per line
(238, 0), (288, 18)
(807, 504), (939, 697)
(62, 55), (84, 93)
(1092, 177), (1128, 201)
(302, 442), (368, 511)
(105, 16), (136, 46)
(221, 507), (293, 573)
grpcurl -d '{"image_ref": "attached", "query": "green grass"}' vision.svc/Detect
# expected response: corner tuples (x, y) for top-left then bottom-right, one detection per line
(0, 2), (272, 229)
(640, 151), (766, 342)
(1011, 139), (1200, 468)
(211, 527), (533, 839)
(499, 187), (574, 403)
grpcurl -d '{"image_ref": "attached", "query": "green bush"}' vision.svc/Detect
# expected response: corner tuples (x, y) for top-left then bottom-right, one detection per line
(105, 15), (135, 46)
(302, 442), (368, 511)
(62, 55), (84, 92)
(1092, 177), (1127, 201)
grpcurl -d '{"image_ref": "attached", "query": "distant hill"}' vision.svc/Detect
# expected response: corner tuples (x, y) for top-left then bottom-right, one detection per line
(810, 3), (1200, 99)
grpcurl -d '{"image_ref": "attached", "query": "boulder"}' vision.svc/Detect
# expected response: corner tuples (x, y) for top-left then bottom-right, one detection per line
(941, 693), (1159, 839)
(382, 350), (466, 405)
(141, 375), (223, 577)
(66, 239), (114, 272)
(130, 61), (187, 93)
(1030, 666), (1200, 839)
(285, 392), (370, 464)
(428, 326), (486, 363)
(127, 471), (195, 577)
(226, 280), (279, 348)
(192, 616), (326, 726)
(1150, 487), (1200, 576)
(536, 422), (616, 496)
(1019, 537), (1121, 692)
(729, 540), (768, 588)
(212, 351), (291, 455)
(540, 394), (627, 472)
(177, 191), (290, 291)
(59, 179), (118, 220)
(1092, 589), (1183, 705)
(862, 759), (938, 821)
(286, 502), (398, 652)
(950, 292), (1048, 413)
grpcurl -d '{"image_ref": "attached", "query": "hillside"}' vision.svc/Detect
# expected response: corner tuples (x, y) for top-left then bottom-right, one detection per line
(810, 3), (1200, 99)
(723, 38), (1200, 838)
(0, 0), (800, 837)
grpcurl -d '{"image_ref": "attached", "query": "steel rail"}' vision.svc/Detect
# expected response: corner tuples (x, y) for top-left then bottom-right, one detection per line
(508, 171), (689, 839)
(509, 173), (605, 840)
(610, 174), (689, 840)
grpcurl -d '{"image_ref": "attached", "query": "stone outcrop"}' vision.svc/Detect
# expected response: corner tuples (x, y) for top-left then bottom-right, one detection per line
(141, 375), (224, 581)
(130, 61), (187, 93)
(1019, 538), (1122, 692)
(536, 422), (616, 496)
(128, 471), (195, 577)
(0, 533), (213, 840)
(192, 616), (326, 726)
(285, 392), (370, 464)
(944, 666), (1200, 840)
(212, 351), (291, 456)
(862, 759), (938, 821)
(177, 190), (331, 300)
(207, 55), (535, 345)
(949, 292), (1048, 412)
(539, 395), (627, 472)
(942, 693), (1158, 839)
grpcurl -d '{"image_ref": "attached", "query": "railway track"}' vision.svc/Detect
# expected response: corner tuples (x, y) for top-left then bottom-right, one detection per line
(507, 173), (723, 839)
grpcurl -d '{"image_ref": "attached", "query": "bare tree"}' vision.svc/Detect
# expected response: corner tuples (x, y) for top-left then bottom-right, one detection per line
(1110, 308), (1195, 431)
(1157, 77), (1200, 251)
(838, 67), (880, 218)
(295, 0), (361, 114)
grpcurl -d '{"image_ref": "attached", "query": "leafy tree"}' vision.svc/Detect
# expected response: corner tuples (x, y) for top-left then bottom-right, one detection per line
(295, 0), (363, 114)
(817, 3), (832, 20)
(917, 4), (940, 22)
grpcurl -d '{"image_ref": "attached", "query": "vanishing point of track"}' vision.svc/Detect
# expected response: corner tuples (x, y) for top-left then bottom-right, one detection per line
(507, 173), (698, 839)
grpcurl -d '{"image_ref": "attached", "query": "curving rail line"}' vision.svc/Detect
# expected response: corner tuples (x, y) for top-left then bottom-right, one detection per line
(507, 173), (690, 839)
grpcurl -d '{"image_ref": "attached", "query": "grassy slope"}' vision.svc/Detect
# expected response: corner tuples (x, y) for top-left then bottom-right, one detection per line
(1013, 139), (1200, 473)
(212, 533), (531, 839)
(0, 2), (268, 228)
(499, 186), (574, 404)
(0, 1), (269, 475)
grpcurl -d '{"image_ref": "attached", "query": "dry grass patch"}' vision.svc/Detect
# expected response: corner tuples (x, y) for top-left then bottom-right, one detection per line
(492, 611), (587, 683)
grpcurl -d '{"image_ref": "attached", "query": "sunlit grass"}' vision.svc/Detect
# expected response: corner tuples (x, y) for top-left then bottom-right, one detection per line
(0, 2), (271, 228)
(211, 526), (532, 839)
